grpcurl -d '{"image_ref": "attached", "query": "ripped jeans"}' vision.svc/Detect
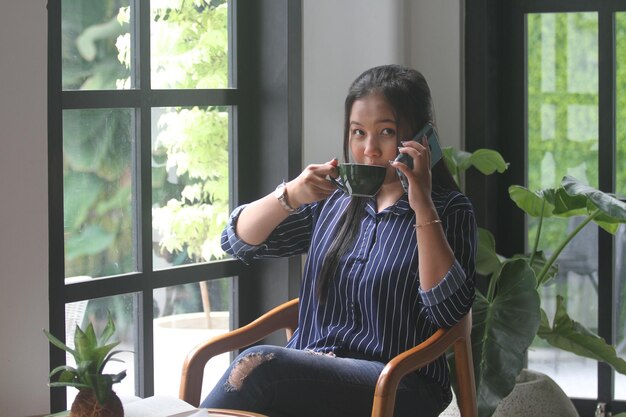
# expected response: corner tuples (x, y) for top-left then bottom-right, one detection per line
(200, 345), (446, 417)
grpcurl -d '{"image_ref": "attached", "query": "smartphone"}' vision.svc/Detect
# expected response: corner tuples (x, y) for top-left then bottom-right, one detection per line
(394, 122), (443, 192)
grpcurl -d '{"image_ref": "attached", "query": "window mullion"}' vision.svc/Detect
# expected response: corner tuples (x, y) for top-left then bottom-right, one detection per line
(134, 0), (154, 398)
(48, 0), (68, 410)
(597, 5), (617, 403)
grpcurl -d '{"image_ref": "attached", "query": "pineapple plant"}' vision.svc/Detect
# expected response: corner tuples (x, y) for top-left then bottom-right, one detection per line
(44, 313), (127, 417)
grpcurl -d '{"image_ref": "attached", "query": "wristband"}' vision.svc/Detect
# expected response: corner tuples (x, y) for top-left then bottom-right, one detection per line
(415, 219), (442, 229)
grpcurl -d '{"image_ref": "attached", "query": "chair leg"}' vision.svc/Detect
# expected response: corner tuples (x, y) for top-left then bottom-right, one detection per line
(454, 338), (478, 417)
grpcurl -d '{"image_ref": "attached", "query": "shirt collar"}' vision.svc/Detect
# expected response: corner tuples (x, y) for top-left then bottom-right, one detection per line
(364, 193), (412, 217)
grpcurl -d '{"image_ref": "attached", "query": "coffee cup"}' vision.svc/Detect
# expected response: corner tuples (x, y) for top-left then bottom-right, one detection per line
(330, 163), (387, 197)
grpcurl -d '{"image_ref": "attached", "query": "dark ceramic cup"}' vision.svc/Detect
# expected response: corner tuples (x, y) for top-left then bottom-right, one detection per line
(330, 163), (387, 197)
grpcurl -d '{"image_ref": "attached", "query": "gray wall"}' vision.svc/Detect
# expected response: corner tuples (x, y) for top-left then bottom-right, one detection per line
(0, 1), (463, 415)
(0, 1), (50, 415)
(303, 0), (464, 165)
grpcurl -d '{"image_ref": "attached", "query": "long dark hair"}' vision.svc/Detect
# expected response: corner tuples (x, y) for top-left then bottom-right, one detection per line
(316, 65), (459, 300)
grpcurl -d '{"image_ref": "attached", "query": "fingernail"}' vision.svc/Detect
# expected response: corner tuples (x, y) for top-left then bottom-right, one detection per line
(397, 147), (403, 152)
(388, 160), (396, 165)
(400, 141), (409, 146)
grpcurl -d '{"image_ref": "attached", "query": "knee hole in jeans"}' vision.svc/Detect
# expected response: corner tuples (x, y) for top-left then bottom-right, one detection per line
(224, 352), (275, 392)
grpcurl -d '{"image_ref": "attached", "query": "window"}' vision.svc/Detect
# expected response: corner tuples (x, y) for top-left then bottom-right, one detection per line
(466, 0), (625, 414)
(48, 0), (302, 411)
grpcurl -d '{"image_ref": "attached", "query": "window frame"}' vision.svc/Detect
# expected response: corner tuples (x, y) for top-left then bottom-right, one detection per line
(47, 0), (302, 411)
(466, 0), (625, 414)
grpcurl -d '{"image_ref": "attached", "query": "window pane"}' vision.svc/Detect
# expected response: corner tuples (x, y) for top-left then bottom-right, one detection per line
(63, 108), (135, 280)
(526, 12), (599, 398)
(615, 11), (626, 401)
(151, 0), (230, 89)
(153, 278), (232, 397)
(65, 295), (137, 404)
(151, 107), (230, 269)
(62, 0), (132, 90)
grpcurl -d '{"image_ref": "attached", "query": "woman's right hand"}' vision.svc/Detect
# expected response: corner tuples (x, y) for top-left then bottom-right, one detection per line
(234, 159), (339, 245)
(286, 159), (340, 208)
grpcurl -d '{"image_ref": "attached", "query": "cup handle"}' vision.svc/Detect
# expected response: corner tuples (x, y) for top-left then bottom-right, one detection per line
(328, 176), (347, 193)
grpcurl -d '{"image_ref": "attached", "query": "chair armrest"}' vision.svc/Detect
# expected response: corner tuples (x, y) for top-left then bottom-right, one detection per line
(180, 298), (299, 406)
(371, 313), (473, 417)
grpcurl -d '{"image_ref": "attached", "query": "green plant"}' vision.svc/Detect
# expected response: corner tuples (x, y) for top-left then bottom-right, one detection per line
(44, 313), (127, 405)
(443, 148), (626, 417)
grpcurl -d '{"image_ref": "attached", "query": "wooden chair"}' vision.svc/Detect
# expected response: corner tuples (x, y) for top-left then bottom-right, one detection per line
(180, 298), (477, 417)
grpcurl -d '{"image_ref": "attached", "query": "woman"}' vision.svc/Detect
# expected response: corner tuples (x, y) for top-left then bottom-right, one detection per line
(201, 64), (476, 417)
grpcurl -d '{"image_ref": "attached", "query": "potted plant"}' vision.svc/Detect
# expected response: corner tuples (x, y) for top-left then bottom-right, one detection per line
(443, 148), (626, 417)
(44, 313), (127, 417)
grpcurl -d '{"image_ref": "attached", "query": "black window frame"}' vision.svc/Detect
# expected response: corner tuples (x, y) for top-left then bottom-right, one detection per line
(47, 0), (302, 411)
(466, 0), (626, 414)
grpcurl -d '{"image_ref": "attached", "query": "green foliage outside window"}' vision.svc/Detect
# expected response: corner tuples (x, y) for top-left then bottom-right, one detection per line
(61, 0), (230, 323)
(526, 13), (626, 348)
(526, 13), (601, 251)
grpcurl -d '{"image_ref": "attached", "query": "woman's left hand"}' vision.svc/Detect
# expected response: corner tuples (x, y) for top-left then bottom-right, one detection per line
(391, 136), (433, 211)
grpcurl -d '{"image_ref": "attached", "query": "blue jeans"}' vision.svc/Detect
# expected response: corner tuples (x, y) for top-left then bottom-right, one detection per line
(200, 345), (446, 417)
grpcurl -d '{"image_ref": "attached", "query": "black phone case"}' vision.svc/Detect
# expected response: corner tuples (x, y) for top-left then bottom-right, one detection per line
(394, 122), (443, 193)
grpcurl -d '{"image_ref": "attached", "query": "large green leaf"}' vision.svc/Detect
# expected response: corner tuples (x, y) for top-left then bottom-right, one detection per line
(476, 227), (501, 276)
(442, 147), (471, 176)
(562, 175), (626, 233)
(537, 296), (626, 375)
(509, 183), (592, 220)
(547, 187), (588, 217)
(465, 149), (509, 175)
(508, 185), (555, 218)
(442, 147), (508, 177)
(471, 259), (541, 417)
(511, 251), (558, 286)
(562, 175), (626, 220)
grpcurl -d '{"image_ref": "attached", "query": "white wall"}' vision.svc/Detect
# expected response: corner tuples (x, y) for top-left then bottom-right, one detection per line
(405, 0), (464, 153)
(0, 1), (50, 416)
(0, 1), (463, 415)
(302, 0), (464, 165)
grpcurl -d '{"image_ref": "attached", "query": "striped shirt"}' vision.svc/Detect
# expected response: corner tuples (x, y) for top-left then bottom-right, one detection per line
(221, 185), (476, 405)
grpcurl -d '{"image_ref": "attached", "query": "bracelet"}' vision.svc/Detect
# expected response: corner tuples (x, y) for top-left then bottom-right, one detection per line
(415, 219), (442, 229)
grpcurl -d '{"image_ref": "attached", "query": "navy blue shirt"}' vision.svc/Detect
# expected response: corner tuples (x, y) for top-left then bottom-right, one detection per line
(221, 185), (476, 404)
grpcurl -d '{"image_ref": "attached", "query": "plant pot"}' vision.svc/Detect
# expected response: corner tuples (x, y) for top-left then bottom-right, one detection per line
(440, 369), (579, 417)
(492, 369), (579, 417)
(70, 389), (123, 417)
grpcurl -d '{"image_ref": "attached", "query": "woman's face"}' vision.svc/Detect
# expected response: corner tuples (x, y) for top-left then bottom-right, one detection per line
(348, 93), (401, 183)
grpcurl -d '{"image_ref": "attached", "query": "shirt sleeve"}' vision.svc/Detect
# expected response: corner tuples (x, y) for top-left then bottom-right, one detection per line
(220, 203), (316, 264)
(418, 191), (477, 328)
